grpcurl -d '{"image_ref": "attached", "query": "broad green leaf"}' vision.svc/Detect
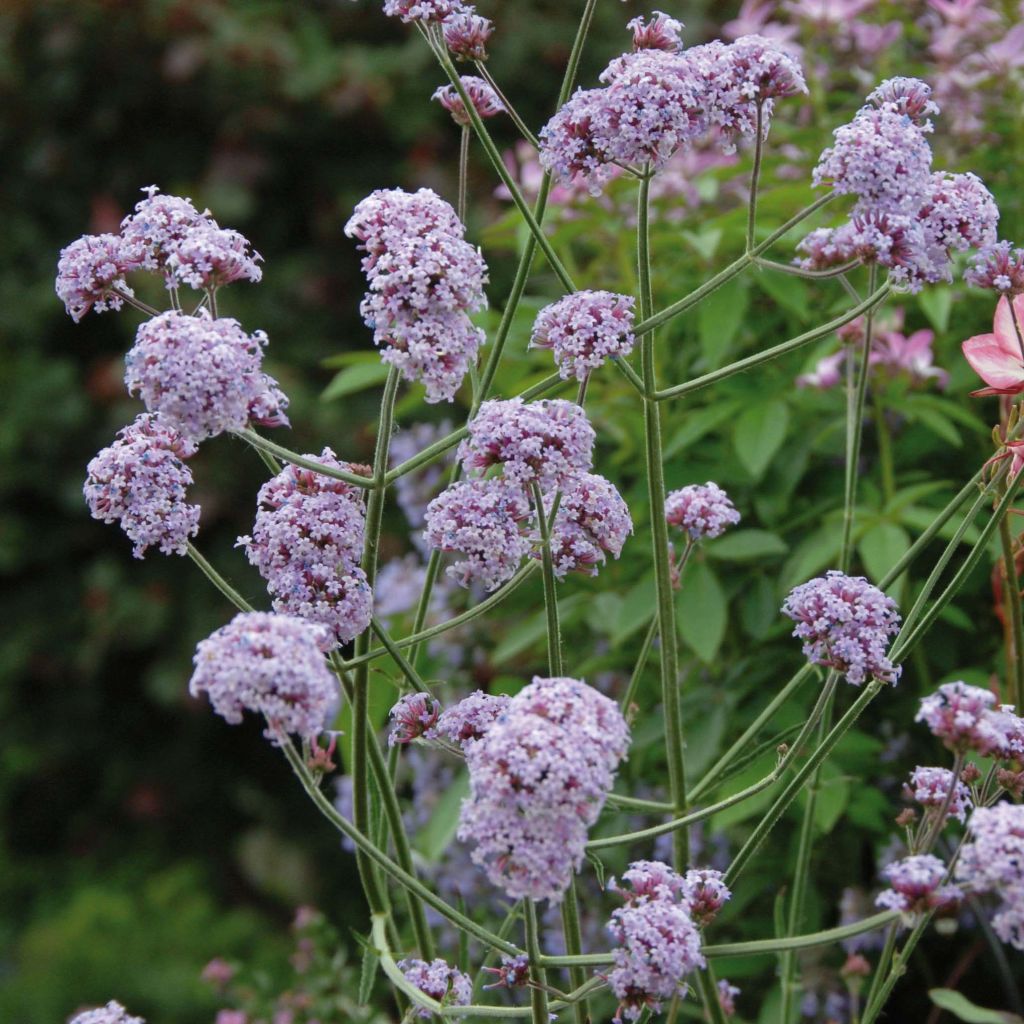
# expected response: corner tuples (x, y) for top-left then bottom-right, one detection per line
(809, 763), (849, 834)
(928, 989), (1024, 1024)
(414, 772), (469, 862)
(698, 279), (749, 369)
(906, 398), (962, 446)
(664, 401), (743, 459)
(781, 524), (841, 591)
(755, 269), (810, 319)
(612, 576), (658, 645)
(322, 360), (390, 401)
(740, 574), (778, 640)
(858, 521), (911, 588)
(683, 702), (727, 777)
(677, 560), (727, 663)
(919, 287), (953, 332)
(708, 529), (788, 562)
(734, 400), (790, 478)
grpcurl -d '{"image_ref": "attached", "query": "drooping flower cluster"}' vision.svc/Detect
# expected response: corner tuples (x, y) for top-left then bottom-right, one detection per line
(238, 453), (372, 646)
(55, 234), (138, 322)
(382, 0), (461, 22)
(388, 692), (442, 746)
(429, 690), (511, 750)
(629, 12), (684, 53)
(876, 854), (960, 915)
(544, 473), (634, 578)
(457, 676), (630, 902)
(189, 612), (338, 742)
(916, 680), (1024, 759)
(443, 9), (493, 61)
(125, 311), (287, 441)
(530, 290), (637, 381)
(781, 570), (901, 685)
(70, 1002), (146, 1024)
(84, 414), (200, 558)
(907, 766), (971, 824)
(346, 187), (487, 402)
(432, 76), (505, 127)
(967, 241), (1024, 297)
(397, 958), (473, 1018)
(665, 482), (741, 541)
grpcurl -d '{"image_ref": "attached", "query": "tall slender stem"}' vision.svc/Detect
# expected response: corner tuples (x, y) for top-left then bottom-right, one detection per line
(746, 101), (765, 253)
(998, 483), (1024, 709)
(457, 125), (470, 223)
(532, 481), (564, 676)
(474, 63), (539, 147)
(872, 389), (896, 507)
(186, 542), (254, 612)
(524, 902), (550, 1024)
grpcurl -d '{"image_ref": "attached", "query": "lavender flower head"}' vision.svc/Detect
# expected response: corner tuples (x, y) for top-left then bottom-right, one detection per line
(458, 676), (630, 902)
(56, 234), (139, 322)
(429, 690), (511, 750)
(389, 692), (442, 746)
(383, 0), (462, 23)
(717, 33), (807, 102)
(120, 185), (212, 273)
(432, 76), (505, 127)
(842, 210), (942, 294)
(70, 1003), (145, 1024)
(84, 414), (200, 558)
(125, 311), (285, 441)
(876, 854), (960, 914)
(189, 611), (338, 742)
(458, 397), (595, 489)
(164, 223), (263, 291)
(397, 958), (473, 1018)
(544, 473), (633, 578)
(345, 188), (464, 265)
(665, 482), (741, 541)
(781, 570), (902, 686)
(918, 172), (999, 254)
(907, 765), (972, 823)
(531, 290), (636, 381)
(966, 241), (1024, 296)
(865, 77), (941, 130)
(609, 860), (689, 904)
(482, 953), (531, 990)
(915, 681), (998, 753)
(958, 803), (1024, 949)
(443, 9), (493, 61)
(684, 867), (732, 926)
(628, 12), (684, 52)
(717, 980), (740, 1016)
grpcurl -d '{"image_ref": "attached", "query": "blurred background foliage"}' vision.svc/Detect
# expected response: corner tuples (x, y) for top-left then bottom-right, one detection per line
(2, 1), (1023, 1021)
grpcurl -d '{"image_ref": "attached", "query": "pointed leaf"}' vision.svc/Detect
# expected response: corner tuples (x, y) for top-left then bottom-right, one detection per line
(734, 401), (790, 478)
(677, 560), (727, 663)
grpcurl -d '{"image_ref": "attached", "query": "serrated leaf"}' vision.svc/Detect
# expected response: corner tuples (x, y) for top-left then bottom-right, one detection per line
(358, 934), (378, 1006)
(707, 529), (788, 562)
(858, 521), (911, 587)
(677, 560), (727, 663)
(698, 279), (749, 369)
(414, 771), (469, 862)
(734, 400), (790, 478)
(322, 360), (390, 401)
(928, 989), (1024, 1024)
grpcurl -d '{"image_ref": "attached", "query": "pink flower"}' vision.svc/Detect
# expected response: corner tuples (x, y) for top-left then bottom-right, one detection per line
(871, 327), (949, 388)
(961, 294), (1024, 396)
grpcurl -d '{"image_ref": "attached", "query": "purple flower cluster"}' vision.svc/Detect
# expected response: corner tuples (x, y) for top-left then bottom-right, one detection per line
(457, 676), (630, 902)
(482, 953), (530, 990)
(238, 452), (372, 646)
(717, 979), (740, 1016)
(189, 612), (337, 743)
(163, 223), (262, 291)
(865, 77), (940, 131)
(781, 570), (902, 686)
(530, 290), (637, 381)
(389, 692), (442, 746)
(56, 234), (137, 322)
(125, 311), (287, 441)
(967, 241), (1024, 297)
(916, 681), (1024, 759)
(346, 187), (487, 402)
(443, 9), (493, 61)
(84, 414), (200, 558)
(876, 854), (960, 915)
(665, 482), (741, 542)
(70, 1002), (145, 1024)
(432, 76), (505, 127)
(907, 766), (971, 824)
(120, 186), (212, 272)
(544, 473), (634, 578)
(429, 690), (511, 750)
(629, 12), (684, 53)
(397, 958), (473, 1017)
(382, 0), (461, 21)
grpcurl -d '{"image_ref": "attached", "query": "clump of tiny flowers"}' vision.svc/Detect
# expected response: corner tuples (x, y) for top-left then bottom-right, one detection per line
(428, 690), (511, 750)
(907, 766), (972, 824)
(966, 241), (1024, 296)
(914, 681), (1023, 758)
(397, 958), (473, 1018)
(432, 76), (505, 127)
(458, 676), (630, 902)
(84, 414), (200, 558)
(665, 482), (741, 541)
(876, 854), (960, 915)
(164, 222), (262, 291)
(782, 571), (902, 686)
(684, 868), (732, 926)
(383, 0), (461, 22)
(238, 452), (372, 646)
(70, 1002), (145, 1024)
(125, 311), (288, 442)
(865, 77), (940, 131)
(530, 290), (636, 381)
(606, 860), (706, 1023)
(443, 9), (493, 61)
(120, 185), (212, 273)
(458, 397), (595, 489)
(482, 954), (530, 989)
(542, 473), (633, 578)
(717, 980), (740, 1016)
(345, 187), (486, 403)
(629, 12), (684, 52)
(55, 234), (139, 322)
(389, 692), (442, 746)
(189, 612), (338, 744)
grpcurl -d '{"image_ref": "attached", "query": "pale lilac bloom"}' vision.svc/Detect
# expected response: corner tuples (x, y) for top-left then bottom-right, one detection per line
(164, 223), (263, 291)
(918, 171), (999, 253)
(432, 76), (505, 127)
(120, 185), (213, 273)
(531, 290), (636, 381)
(794, 224), (858, 271)
(543, 473), (633, 578)
(482, 954), (530, 989)
(397, 958), (473, 1018)
(56, 234), (139, 321)
(966, 241), (1024, 296)
(684, 868), (732, 925)
(864, 77), (940, 130)
(907, 765), (972, 823)
(383, 0), (462, 23)
(609, 860), (689, 904)
(665, 482), (740, 541)
(844, 209), (945, 293)
(628, 12), (684, 52)
(429, 690), (511, 749)
(876, 854), (960, 914)
(70, 1002), (146, 1024)
(189, 611), (338, 742)
(84, 414), (200, 558)
(389, 692), (442, 745)
(345, 188), (464, 268)
(443, 9), (493, 61)
(916, 681), (998, 752)
(717, 980), (740, 1016)
(797, 349), (846, 389)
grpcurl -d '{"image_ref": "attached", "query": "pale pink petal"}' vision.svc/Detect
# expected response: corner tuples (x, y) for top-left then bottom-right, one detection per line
(992, 294), (1024, 360)
(962, 333), (1024, 390)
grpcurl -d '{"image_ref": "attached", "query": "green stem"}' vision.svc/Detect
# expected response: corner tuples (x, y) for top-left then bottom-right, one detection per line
(369, 618), (437, 699)
(457, 125), (470, 223)
(186, 542), (255, 612)
(620, 615), (658, 715)
(873, 389), (896, 508)
(524, 902), (550, 1024)
(998, 485), (1024, 709)
(560, 876), (589, 1024)
(860, 914), (931, 1024)
(746, 101), (764, 253)
(696, 968), (729, 1024)
(557, 0), (598, 106)
(232, 428), (374, 488)
(605, 791), (673, 813)
(474, 63), (539, 147)
(755, 256), (862, 280)
(532, 480), (564, 676)
(862, 922), (899, 1016)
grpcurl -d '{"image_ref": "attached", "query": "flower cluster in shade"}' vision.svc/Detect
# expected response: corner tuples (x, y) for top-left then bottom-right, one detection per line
(916, 681), (1024, 761)
(70, 1002), (146, 1024)
(456, 676), (630, 903)
(432, 76), (505, 127)
(800, 78), (999, 293)
(956, 803), (1024, 949)
(188, 612), (338, 743)
(606, 861), (730, 1023)
(84, 414), (200, 559)
(875, 854), (960, 915)
(530, 290), (637, 381)
(345, 187), (487, 403)
(781, 570), (901, 686)
(125, 310), (288, 442)
(443, 9), (493, 61)
(429, 690), (511, 750)
(629, 12), (685, 53)
(56, 185), (261, 321)
(538, 33), (806, 196)
(388, 692), (442, 746)
(906, 766), (971, 824)
(238, 453), (372, 646)
(397, 958), (473, 1018)
(967, 242), (1024, 297)
(665, 482), (741, 541)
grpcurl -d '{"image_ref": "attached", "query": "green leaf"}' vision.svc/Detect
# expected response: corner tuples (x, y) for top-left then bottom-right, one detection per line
(781, 524), (841, 591)
(698, 279), (749, 369)
(663, 400), (742, 459)
(322, 360), (390, 401)
(755, 269), (810, 319)
(358, 933), (378, 1006)
(905, 397), (962, 446)
(612, 576), (657, 646)
(707, 529), (788, 562)
(683, 703), (727, 777)
(733, 400), (790, 478)
(919, 287), (953, 332)
(928, 989), (1024, 1024)
(858, 521), (911, 588)
(810, 763), (849, 834)
(414, 772), (469, 862)
(740, 574), (778, 640)
(677, 560), (727, 663)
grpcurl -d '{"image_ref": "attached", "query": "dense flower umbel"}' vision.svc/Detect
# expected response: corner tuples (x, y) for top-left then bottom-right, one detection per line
(432, 76), (505, 127)
(865, 77), (940, 130)
(458, 676), (630, 902)
(915, 681), (998, 753)
(125, 311), (287, 441)
(907, 766), (972, 823)
(544, 473), (634, 577)
(459, 398), (596, 489)
(782, 570), (902, 685)
(429, 690), (512, 749)
(876, 854), (960, 914)
(389, 693), (442, 746)
(397, 958), (473, 1018)
(238, 450), (372, 646)
(609, 860), (690, 904)
(120, 185), (213, 272)
(482, 953), (531, 989)
(443, 9), (493, 61)
(164, 223), (263, 291)
(530, 290), (637, 381)
(383, 0), (462, 22)
(628, 12), (685, 52)
(424, 478), (531, 590)
(917, 172), (999, 254)
(56, 234), (138, 321)
(961, 294), (1024, 396)
(189, 612), (338, 742)
(966, 241), (1024, 296)
(70, 1002), (146, 1024)
(684, 868), (732, 926)
(665, 482), (741, 541)
(84, 414), (200, 558)
(345, 188), (464, 268)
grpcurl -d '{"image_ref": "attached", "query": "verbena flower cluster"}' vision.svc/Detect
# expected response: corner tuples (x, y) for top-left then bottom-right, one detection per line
(544, 472), (634, 578)
(389, 692), (442, 746)
(70, 1002), (146, 1024)
(907, 766), (971, 823)
(782, 570), (902, 685)
(916, 680), (1024, 759)
(429, 690), (511, 749)
(875, 854), (960, 915)
(345, 188), (487, 403)
(457, 676), (630, 902)
(443, 9), (493, 61)
(238, 452), (373, 646)
(188, 612), (337, 743)
(966, 241), (1024, 296)
(664, 482), (741, 541)
(432, 75), (505, 127)
(397, 957), (473, 1017)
